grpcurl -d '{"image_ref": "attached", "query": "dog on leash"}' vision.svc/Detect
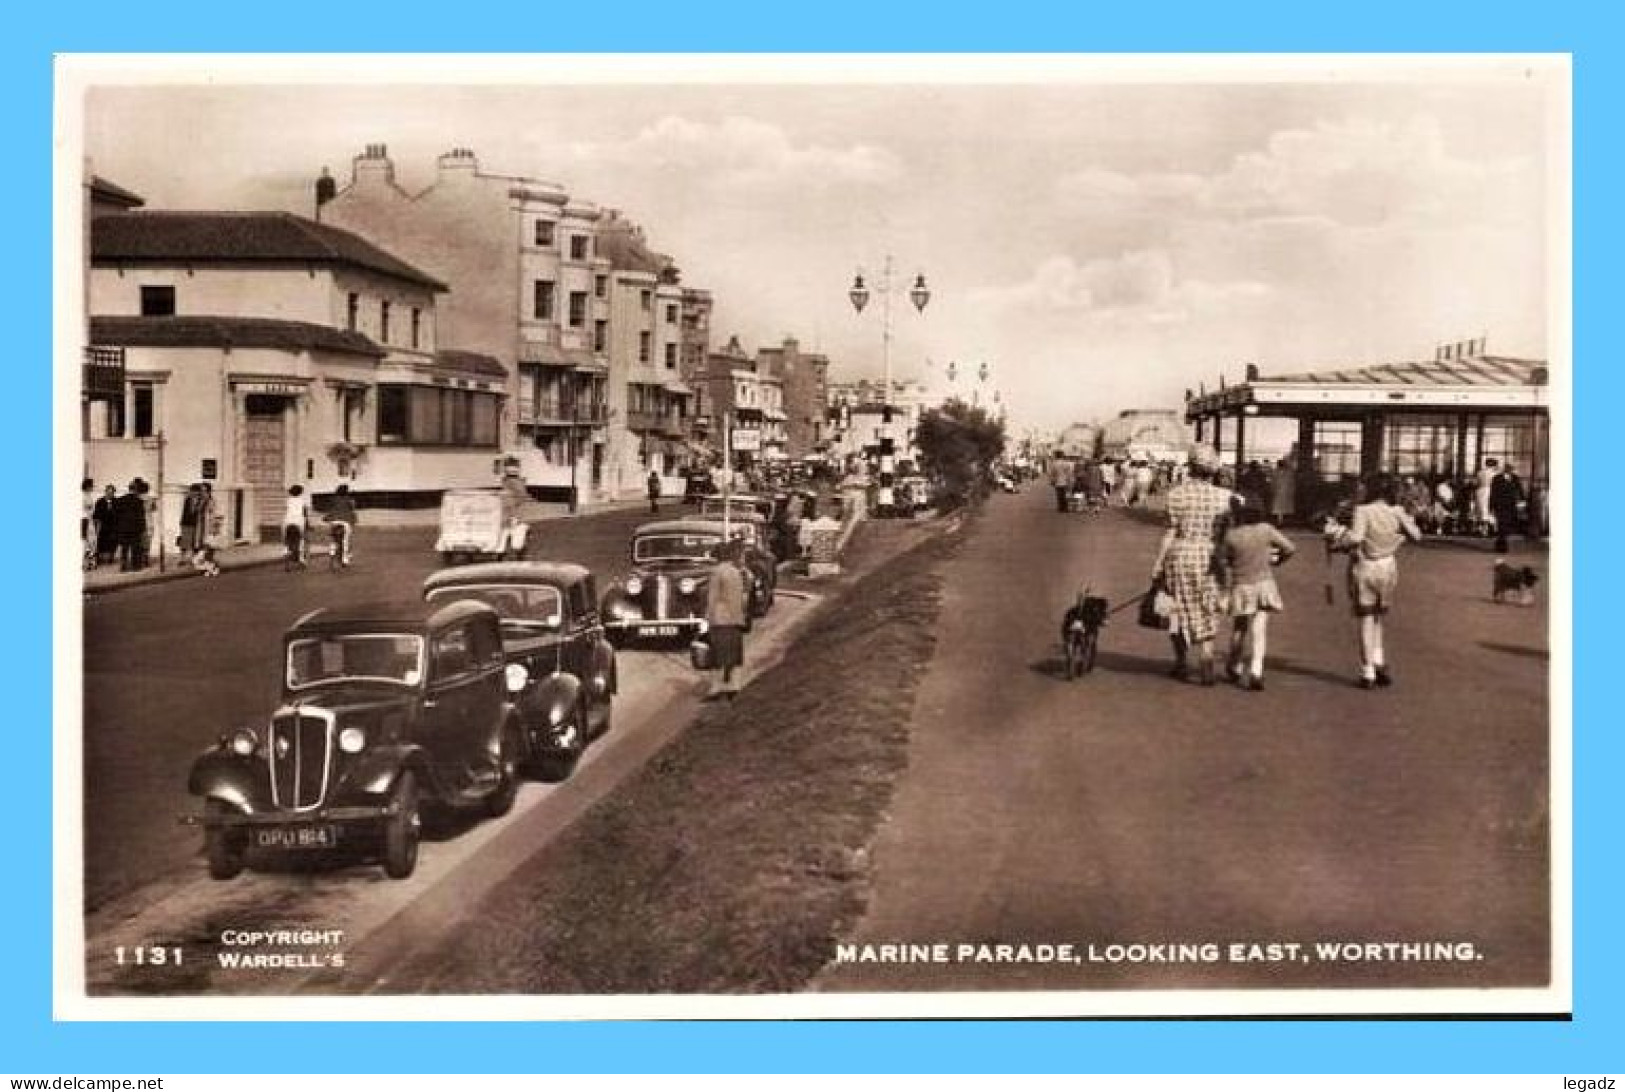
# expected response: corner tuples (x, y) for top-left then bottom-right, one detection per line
(1491, 559), (1539, 605)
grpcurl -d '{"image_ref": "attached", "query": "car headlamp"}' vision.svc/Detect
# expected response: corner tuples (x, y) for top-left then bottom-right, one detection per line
(229, 728), (258, 757)
(625, 575), (643, 596)
(338, 727), (367, 754)
(678, 576), (697, 595)
(505, 663), (530, 694)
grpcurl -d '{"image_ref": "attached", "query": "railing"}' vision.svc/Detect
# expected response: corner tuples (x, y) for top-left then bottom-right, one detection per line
(83, 346), (126, 398)
(519, 398), (608, 427)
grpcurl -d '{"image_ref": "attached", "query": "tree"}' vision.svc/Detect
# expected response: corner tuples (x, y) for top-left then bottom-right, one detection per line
(913, 398), (1007, 511)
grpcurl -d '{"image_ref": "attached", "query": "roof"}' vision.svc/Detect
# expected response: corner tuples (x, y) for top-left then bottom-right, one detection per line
(1266, 356), (1547, 388)
(1186, 355), (1551, 415)
(92, 211), (449, 291)
(434, 348), (507, 378)
(423, 561), (592, 594)
(633, 518), (732, 537)
(90, 314), (385, 358)
(288, 599), (496, 635)
(88, 175), (145, 210)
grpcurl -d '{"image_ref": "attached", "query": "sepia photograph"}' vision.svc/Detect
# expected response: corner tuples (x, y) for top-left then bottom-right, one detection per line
(55, 54), (1570, 1019)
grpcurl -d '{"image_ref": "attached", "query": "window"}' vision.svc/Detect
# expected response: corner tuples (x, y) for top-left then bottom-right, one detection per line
(410, 308), (421, 349)
(568, 291), (587, 329)
(1383, 415), (1459, 479)
(1312, 421), (1362, 480)
(377, 384), (501, 448)
(131, 384), (155, 438)
(380, 300), (391, 344)
(346, 293), (359, 332)
(638, 331), (651, 364)
(1480, 415), (1538, 482)
(534, 220), (555, 247)
(341, 388), (364, 443)
(593, 319), (608, 353)
(569, 235), (588, 261)
(378, 386), (409, 443)
(639, 290), (652, 312)
(665, 304), (677, 325)
(431, 626), (474, 680)
(664, 343), (677, 370)
(139, 285), (175, 316)
(533, 280), (555, 322)
(594, 275), (607, 299)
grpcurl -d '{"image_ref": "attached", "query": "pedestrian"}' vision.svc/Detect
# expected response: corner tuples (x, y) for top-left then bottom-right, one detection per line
(1081, 459), (1106, 510)
(323, 483), (359, 567)
(704, 538), (750, 698)
(80, 478), (97, 569)
(647, 469), (662, 514)
(1048, 451), (1074, 513)
(1151, 444), (1232, 685)
(1475, 458), (1498, 536)
(115, 479), (148, 571)
(139, 479), (158, 569)
(1270, 457), (1297, 527)
(283, 484), (311, 569)
(1490, 464), (1525, 554)
(193, 483), (221, 576)
(1328, 473), (1423, 689)
(1220, 503), (1297, 690)
(92, 484), (119, 566)
(179, 483), (205, 558)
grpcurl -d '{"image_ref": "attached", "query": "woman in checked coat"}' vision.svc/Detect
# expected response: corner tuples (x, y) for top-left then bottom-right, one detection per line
(1151, 444), (1233, 685)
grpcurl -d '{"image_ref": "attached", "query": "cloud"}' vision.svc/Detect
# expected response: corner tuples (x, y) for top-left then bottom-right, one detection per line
(564, 115), (902, 190)
(967, 249), (1272, 327)
(1054, 115), (1536, 230)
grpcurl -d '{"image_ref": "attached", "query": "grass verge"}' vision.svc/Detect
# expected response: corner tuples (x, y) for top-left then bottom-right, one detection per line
(412, 519), (961, 993)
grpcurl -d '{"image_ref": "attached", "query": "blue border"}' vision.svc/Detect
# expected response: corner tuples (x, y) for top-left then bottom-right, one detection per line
(13, 0), (1613, 1074)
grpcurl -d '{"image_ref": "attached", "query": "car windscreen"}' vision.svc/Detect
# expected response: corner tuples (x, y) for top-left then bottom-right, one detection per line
(425, 584), (564, 631)
(633, 533), (721, 562)
(286, 633), (424, 689)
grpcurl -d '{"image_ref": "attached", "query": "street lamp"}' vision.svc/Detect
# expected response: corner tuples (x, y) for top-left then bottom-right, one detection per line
(848, 255), (929, 513)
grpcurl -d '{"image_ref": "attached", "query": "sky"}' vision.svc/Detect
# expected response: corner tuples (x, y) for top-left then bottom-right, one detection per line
(75, 57), (1565, 435)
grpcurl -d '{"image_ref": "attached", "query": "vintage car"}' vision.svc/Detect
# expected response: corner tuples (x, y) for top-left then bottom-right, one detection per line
(697, 492), (776, 524)
(435, 486), (530, 564)
(696, 493), (792, 569)
(422, 562), (616, 782)
(600, 518), (772, 645)
(186, 600), (524, 881)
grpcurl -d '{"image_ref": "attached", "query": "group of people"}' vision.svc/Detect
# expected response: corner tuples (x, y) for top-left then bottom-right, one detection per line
(281, 483), (358, 569)
(1149, 444), (1422, 691)
(1048, 454), (1203, 514)
(1402, 460), (1542, 551)
(82, 477), (156, 572)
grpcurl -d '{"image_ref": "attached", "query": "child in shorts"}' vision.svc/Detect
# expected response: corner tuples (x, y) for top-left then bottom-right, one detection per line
(1220, 504), (1297, 691)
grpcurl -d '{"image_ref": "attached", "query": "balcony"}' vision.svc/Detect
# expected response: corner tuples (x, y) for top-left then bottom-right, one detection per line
(83, 346), (126, 398)
(518, 398), (608, 428)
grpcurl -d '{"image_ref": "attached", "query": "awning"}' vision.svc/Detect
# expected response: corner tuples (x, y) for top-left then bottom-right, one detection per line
(663, 379), (694, 396)
(519, 339), (603, 372)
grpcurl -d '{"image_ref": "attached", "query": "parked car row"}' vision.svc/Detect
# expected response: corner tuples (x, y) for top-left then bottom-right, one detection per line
(184, 504), (781, 882)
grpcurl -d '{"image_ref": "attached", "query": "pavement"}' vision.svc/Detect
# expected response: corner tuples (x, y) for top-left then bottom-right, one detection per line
(80, 496), (657, 594)
(820, 484), (1552, 994)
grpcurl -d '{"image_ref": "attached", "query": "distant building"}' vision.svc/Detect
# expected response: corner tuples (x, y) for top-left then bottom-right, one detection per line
(1056, 422), (1101, 459)
(755, 337), (830, 460)
(84, 208), (504, 542)
(1097, 408), (1193, 462)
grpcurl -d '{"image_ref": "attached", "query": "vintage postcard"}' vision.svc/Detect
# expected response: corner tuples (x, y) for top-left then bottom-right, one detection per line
(55, 53), (1570, 1019)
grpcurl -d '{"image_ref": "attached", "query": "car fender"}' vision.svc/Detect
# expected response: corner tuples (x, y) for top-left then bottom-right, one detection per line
(187, 752), (263, 813)
(347, 743), (432, 798)
(593, 640), (618, 696)
(533, 672), (584, 728)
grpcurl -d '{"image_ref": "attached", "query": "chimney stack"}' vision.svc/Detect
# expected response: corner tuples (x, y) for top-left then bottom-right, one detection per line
(437, 146), (479, 177)
(351, 143), (395, 188)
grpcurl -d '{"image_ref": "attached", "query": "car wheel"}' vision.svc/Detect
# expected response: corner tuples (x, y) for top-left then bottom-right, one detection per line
(203, 799), (246, 881)
(484, 721), (522, 818)
(382, 771), (421, 879)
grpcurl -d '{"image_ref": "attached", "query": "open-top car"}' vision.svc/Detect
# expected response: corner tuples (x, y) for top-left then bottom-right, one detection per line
(423, 562), (616, 782)
(186, 600), (523, 881)
(697, 492), (776, 524)
(600, 518), (773, 646)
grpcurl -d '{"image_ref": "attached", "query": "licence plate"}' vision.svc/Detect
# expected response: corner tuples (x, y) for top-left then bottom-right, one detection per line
(254, 825), (338, 850)
(639, 624), (680, 637)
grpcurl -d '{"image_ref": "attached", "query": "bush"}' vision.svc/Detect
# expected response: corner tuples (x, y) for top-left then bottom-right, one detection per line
(914, 399), (1007, 511)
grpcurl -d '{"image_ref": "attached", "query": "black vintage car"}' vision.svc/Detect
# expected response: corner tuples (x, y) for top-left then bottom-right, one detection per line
(186, 600), (524, 881)
(423, 562), (616, 782)
(600, 518), (772, 646)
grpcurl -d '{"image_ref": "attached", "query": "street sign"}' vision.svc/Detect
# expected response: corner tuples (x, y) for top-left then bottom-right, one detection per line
(731, 428), (761, 452)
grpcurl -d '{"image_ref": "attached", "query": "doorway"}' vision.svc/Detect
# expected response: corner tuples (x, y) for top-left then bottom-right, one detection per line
(242, 394), (290, 540)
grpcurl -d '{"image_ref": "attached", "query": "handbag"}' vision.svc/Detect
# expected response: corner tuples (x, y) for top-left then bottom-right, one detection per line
(689, 637), (713, 671)
(1138, 578), (1172, 630)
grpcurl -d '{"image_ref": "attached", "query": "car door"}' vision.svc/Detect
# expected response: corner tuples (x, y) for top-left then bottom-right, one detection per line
(422, 621), (489, 793)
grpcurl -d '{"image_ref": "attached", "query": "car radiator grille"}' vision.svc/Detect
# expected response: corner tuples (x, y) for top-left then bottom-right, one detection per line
(269, 713), (332, 811)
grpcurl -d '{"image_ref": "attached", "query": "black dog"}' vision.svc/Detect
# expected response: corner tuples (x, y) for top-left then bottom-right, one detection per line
(1492, 559), (1540, 605)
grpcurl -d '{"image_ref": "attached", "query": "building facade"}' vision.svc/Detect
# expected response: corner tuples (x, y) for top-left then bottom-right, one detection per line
(85, 209), (504, 542)
(755, 337), (829, 459)
(318, 145), (612, 501)
(1097, 408), (1192, 462)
